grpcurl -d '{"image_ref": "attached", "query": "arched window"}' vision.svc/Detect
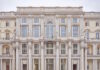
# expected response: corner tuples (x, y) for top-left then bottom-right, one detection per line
(96, 22), (99, 27)
(45, 21), (54, 39)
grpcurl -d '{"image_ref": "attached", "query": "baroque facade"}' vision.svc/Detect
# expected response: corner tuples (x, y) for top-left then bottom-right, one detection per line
(0, 7), (100, 70)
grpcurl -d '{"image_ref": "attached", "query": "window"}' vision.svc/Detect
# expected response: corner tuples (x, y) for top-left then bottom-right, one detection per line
(6, 47), (9, 54)
(34, 59), (39, 70)
(32, 26), (40, 37)
(46, 59), (54, 70)
(45, 22), (53, 39)
(96, 32), (100, 39)
(61, 59), (66, 70)
(21, 26), (28, 37)
(85, 30), (89, 39)
(60, 26), (66, 37)
(72, 26), (79, 37)
(73, 64), (77, 70)
(23, 64), (27, 70)
(6, 33), (10, 40)
(46, 43), (53, 54)
(96, 22), (99, 27)
(34, 44), (39, 54)
(85, 22), (89, 26)
(6, 22), (9, 27)
(73, 44), (78, 54)
(61, 18), (65, 23)
(73, 18), (78, 23)
(22, 18), (27, 23)
(97, 47), (100, 54)
(34, 18), (39, 23)
(22, 44), (27, 54)
(61, 44), (66, 54)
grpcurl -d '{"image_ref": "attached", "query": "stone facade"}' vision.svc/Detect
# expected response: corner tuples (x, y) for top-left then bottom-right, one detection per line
(0, 7), (100, 70)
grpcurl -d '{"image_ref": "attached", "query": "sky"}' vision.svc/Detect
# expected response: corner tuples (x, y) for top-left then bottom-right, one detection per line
(0, 0), (100, 12)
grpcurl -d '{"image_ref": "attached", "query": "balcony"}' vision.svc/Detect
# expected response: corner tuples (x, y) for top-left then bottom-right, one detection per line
(0, 37), (14, 43)
(1, 53), (13, 59)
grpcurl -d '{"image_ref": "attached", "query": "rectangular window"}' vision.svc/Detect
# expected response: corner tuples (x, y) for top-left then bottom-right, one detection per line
(61, 59), (66, 70)
(61, 44), (66, 54)
(22, 44), (27, 54)
(34, 59), (39, 70)
(45, 23), (53, 39)
(21, 26), (28, 37)
(46, 59), (54, 70)
(86, 31), (89, 39)
(22, 18), (27, 24)
(72, 26), (79, 37)
(46, 43), (53, 54)
(73, 64), (77, 70)
(32, 26), (40, 37)
(96, 32), (100, 39)
(34, 18), (39, 23)
(73, 18), (78, 23)
(60, 26), (66, 37)
(61, 18), (65, 23)
(23, 64), (27, 70)
(73, 44), (78, 54)
(34, 44), (39, 54)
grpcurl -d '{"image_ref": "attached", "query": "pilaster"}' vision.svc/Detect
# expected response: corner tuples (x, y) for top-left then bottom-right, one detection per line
(56, 41), (59, 70)
(16, 42), (19, 70)
(41, 41), (44, 70)
(28, 42), (32, 70)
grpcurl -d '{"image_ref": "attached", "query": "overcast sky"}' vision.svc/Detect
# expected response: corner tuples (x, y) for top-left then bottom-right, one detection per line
(0, 0), (100, 12)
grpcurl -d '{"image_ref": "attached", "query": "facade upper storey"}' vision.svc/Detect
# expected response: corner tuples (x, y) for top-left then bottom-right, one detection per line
(0, 7), (100, 42)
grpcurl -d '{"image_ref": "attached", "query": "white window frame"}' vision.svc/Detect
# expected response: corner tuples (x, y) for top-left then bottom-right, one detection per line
(60, 26), (66, 37)
(60, 43), (66, 54)
(34, 44), (40, 54)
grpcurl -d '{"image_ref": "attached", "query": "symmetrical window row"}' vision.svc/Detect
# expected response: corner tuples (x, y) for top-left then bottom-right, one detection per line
(21, 43), (79, 55)
(20, 25), (79, 38)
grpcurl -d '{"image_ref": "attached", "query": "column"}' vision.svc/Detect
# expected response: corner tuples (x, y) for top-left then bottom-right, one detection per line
(81, 41), (85, 70)
(56, 42), (59, 70)
(93, 60), (97, 70)
(41, 42), (44, 70)
(0, 59), (2, 70)
(28, 42), (32, 70)
(93, 43), (97, 55)
(12, 44), (15, 70)
(68, 41), (71, 70)
(10, 59), (12, 70)
(16, 42), (19, 70)
(85, 43), (87, 70)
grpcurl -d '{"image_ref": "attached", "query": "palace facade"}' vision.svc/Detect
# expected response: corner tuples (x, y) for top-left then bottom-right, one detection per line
(0, 7), (100, 70)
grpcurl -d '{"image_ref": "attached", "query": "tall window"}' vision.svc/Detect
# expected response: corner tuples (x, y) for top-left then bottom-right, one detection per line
(34, 18), (39, 24)
(61, 59), (66, 70)
(21, 26), (28, 37)
(85, 30), (89, 39)
(96, 22), (99, 27)
(61, 18), (65, 23)
(46, 59), (54, 70)
(45, 21), (53, 39)
(22, 18), (27, 24)
(6, 22), (9, 27)
(61, 44), (66, 54)
(60, 26), (66, 37)
(22, 44), (27, 54)
(73, 18), (78, 23)
(85, 22), (89, 26)
(73, 64), (77, 70)
(34, 44), (39, 54)
(96, 32), (100, 39)
(6, 33), (10, 40)
(32, 26), (40, 38)
(72, 26), (79, 37)
(73, 44), (78, 54)
(97, 46), (100, 54)
(6, 47), (9, 54)
(34, 59), (39, 70)
(23, 64), (27, 70)
(46, 43), (53, 54)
